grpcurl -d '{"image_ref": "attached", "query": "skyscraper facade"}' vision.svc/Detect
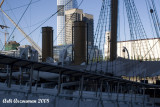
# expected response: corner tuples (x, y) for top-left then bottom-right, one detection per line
(65, 9), (94, 45)
(65, 9), (83, 44)
(57, 0), (77, 45)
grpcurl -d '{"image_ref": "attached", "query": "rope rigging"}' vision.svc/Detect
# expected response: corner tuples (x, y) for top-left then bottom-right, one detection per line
(1, 0), (42, 12)
(1, 0), (160, 77)
(124, 0), (155, 60)
(1, 0), (33, 51)
(18, 0), (82, 44)
(86, 0), (111, 72)
(85, 0), (160, 76)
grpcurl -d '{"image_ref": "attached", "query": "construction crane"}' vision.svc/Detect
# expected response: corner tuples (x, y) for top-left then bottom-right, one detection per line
(0, 1), (42, 56)
(0, 30), (8, 45)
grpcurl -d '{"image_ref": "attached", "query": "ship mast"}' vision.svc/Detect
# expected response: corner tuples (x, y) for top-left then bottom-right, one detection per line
(110, 0), (118, 61)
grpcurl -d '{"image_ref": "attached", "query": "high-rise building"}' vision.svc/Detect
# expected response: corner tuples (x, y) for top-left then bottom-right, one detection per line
(65, 9), (83, 44)
(57, 0), (77, 45)
(83, 13), (94, 46)
(65, 9), (94, 45)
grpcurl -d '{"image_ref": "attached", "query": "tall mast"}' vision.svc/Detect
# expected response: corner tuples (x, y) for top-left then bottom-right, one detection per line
(110, 0), (118, 61)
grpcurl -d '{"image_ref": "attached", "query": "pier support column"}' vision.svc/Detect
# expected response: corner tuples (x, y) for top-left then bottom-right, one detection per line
(80, 75), (84, 98)
(7, 65), (12, 88)
(36, 70), (39, 90)
(29, 65), (34, 93)
(19, 67), (22, 87)
(58, 69), (62, 94)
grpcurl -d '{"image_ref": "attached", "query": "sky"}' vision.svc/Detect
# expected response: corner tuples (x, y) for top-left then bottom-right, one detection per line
(0, 0), (102, 48)
(0, 0), (160, 49)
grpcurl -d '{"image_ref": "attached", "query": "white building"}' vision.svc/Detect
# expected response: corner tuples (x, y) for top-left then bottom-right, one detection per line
(117, 38), (160, 60)
(104, 32), (160, 60)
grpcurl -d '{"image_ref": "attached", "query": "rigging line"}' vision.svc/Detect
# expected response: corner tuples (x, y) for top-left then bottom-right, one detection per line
(127, 0), (155, 60)
(100, 0), (111, 73)
(149, 0), (160, 39)
(0, 9), (8, 34)
(145, 0), (155, 38)
(53, 0), (83, 45)
(1, 0), (33, 51)
(95, 0), (107, 72)
(145, 0), (159, 59)
(0, 10), (6, 25)
(149, 3), (160, 38)
(5, 0), (24, 32)
(124, 0), (137, 58)
(131, 1), (146, 39)
(103, 0), (110, 73)
(21, 17), (49, 29)
(37, 31), (41, 44)
(100, 1), (109, 72)
(132, 0), (155, 60)
(143, 38), (160, 59)
(128, 0), (143, 60)
(129, 0), (146, 60)
(131, 0), (156, 60)
(18, 0), (79, 44)
(149, 0), (160, 60)
(101, 0), (111, 73)
(86, 0), (105, 71)
(1, 0), (41, 12)
(151, 0), (160, 32)
(88, 0), (106, 72)
(5, 0), (22, 22)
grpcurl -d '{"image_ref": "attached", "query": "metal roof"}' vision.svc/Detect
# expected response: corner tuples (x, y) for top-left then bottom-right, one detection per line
(0, 54), (159, 88)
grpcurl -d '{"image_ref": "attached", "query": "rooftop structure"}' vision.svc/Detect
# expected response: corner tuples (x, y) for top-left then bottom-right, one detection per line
(5, 41), (20, 51)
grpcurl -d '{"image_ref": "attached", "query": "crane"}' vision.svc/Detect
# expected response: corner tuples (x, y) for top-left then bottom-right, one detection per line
(0, 0), (42, 56)
(0, 30), (8, 45)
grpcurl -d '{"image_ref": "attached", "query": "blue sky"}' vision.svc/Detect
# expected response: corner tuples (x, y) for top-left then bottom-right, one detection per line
(0, 0), (160, 49)
(0, 0), (102, 48)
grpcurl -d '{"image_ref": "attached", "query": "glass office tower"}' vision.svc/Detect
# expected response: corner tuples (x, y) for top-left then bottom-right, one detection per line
(57, 0), (77, 45)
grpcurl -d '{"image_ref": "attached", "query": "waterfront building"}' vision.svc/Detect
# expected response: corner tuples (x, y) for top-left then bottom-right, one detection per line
(104, 34), (160, 60)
